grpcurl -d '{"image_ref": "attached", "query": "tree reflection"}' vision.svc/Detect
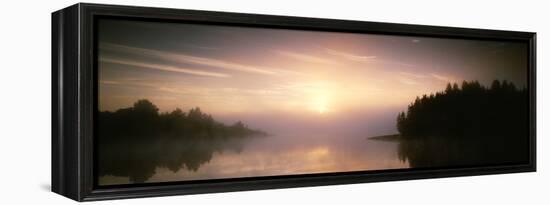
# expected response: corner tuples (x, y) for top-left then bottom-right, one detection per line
(97, 99), (266, 184)
(397, 136), (528, 168)
(395, 80), (529, 168)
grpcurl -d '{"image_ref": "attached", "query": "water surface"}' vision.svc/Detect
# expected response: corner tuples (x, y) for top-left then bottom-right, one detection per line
(99, 134), (409, 185)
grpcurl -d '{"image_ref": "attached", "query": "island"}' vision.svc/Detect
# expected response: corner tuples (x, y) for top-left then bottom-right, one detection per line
(97, 99), (267, 183)
(370, 80), (529, 168)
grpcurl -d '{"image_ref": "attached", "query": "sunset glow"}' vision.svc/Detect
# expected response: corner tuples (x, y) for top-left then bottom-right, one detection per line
(98, 19), (528, 134)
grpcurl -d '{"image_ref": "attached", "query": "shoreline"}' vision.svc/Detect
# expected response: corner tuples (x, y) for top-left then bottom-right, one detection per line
(368, 134), (401, 141)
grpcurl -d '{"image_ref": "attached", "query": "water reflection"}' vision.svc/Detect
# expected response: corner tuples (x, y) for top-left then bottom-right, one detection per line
(397, 135), (529, 168)
(98, 136), (249, 184)
(98, 129), (529, 185)
(97, 99), (269, 185)
(99, 135), (409, 185)
(98, 98), (528, 186)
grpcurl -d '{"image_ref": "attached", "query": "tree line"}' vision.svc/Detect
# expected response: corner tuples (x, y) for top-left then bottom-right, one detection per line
(97, 99), (266, 183)
(99, 99), (266, 143)
(395, 80), (529, 167)
(396, 80), (528, 139)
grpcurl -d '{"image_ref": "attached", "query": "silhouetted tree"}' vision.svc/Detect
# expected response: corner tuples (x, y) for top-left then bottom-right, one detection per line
(395, 80), (529, 168)
(97, 99), (267, 183)
(396, 80), (527, 138)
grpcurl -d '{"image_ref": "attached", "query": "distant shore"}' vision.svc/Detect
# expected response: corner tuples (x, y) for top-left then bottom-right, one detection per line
(368, 134), (401, 141)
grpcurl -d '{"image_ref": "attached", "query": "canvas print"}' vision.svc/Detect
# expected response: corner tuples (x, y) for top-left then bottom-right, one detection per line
(96, 19), (529, 186)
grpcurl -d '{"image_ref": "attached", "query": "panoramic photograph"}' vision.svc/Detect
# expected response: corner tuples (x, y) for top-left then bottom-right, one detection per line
(96, 19), (529, 185)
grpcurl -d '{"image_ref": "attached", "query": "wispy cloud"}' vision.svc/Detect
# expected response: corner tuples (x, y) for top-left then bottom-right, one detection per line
(183, 43), (220, 51)
(324, 48), (376, 62)
(100, 57), (231, 78)
(396, 72), (454, 85)
(100, 43), (276, 75)
(378, 60), (417, 68)
(101, 79), (163, 89)
(398, 72), (427, 79)
(275, 50), (335, 65)
(101, 78), (286, 98)
(430, 73), (453, 82)
(100, 79), (210, 96)
(323, 48), (416, 68)
(397, 77), (419, 85)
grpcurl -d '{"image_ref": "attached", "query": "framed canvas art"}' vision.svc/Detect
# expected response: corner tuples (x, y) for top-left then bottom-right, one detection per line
(52, 3), (536, 201)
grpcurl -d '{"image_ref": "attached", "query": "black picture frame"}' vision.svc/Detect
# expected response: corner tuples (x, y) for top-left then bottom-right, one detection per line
(52, 3), (536, 201)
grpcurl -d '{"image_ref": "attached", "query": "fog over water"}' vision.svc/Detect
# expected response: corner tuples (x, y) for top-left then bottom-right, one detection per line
(147, 134), (407, 183)
(99, 106), (410, 185)
(214, 105), (401, 136)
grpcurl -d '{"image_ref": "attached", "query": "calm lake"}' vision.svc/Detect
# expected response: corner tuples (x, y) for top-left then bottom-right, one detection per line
(99, 134), (409, 185)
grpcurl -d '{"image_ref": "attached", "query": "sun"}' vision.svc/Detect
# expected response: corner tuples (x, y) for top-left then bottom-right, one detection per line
(304, 81), (334, 115)
(313, 96), (329, 114)
(317, 103), (327, 114)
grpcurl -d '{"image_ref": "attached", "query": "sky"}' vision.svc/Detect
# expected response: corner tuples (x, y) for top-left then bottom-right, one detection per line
(98, 19), (528, 135)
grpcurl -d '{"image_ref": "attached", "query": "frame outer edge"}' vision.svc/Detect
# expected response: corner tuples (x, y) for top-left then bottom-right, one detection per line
(52, 3), (537, 201)
(530, 33), (536, 171)
(51, 9), (62, 196)
(52, 3), (83, 202)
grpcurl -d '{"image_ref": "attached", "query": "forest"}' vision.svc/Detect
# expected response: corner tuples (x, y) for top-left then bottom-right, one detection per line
(395, 80), (529, 167)
(97, 99), (266, 183)
(99, 99), (266, 142)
